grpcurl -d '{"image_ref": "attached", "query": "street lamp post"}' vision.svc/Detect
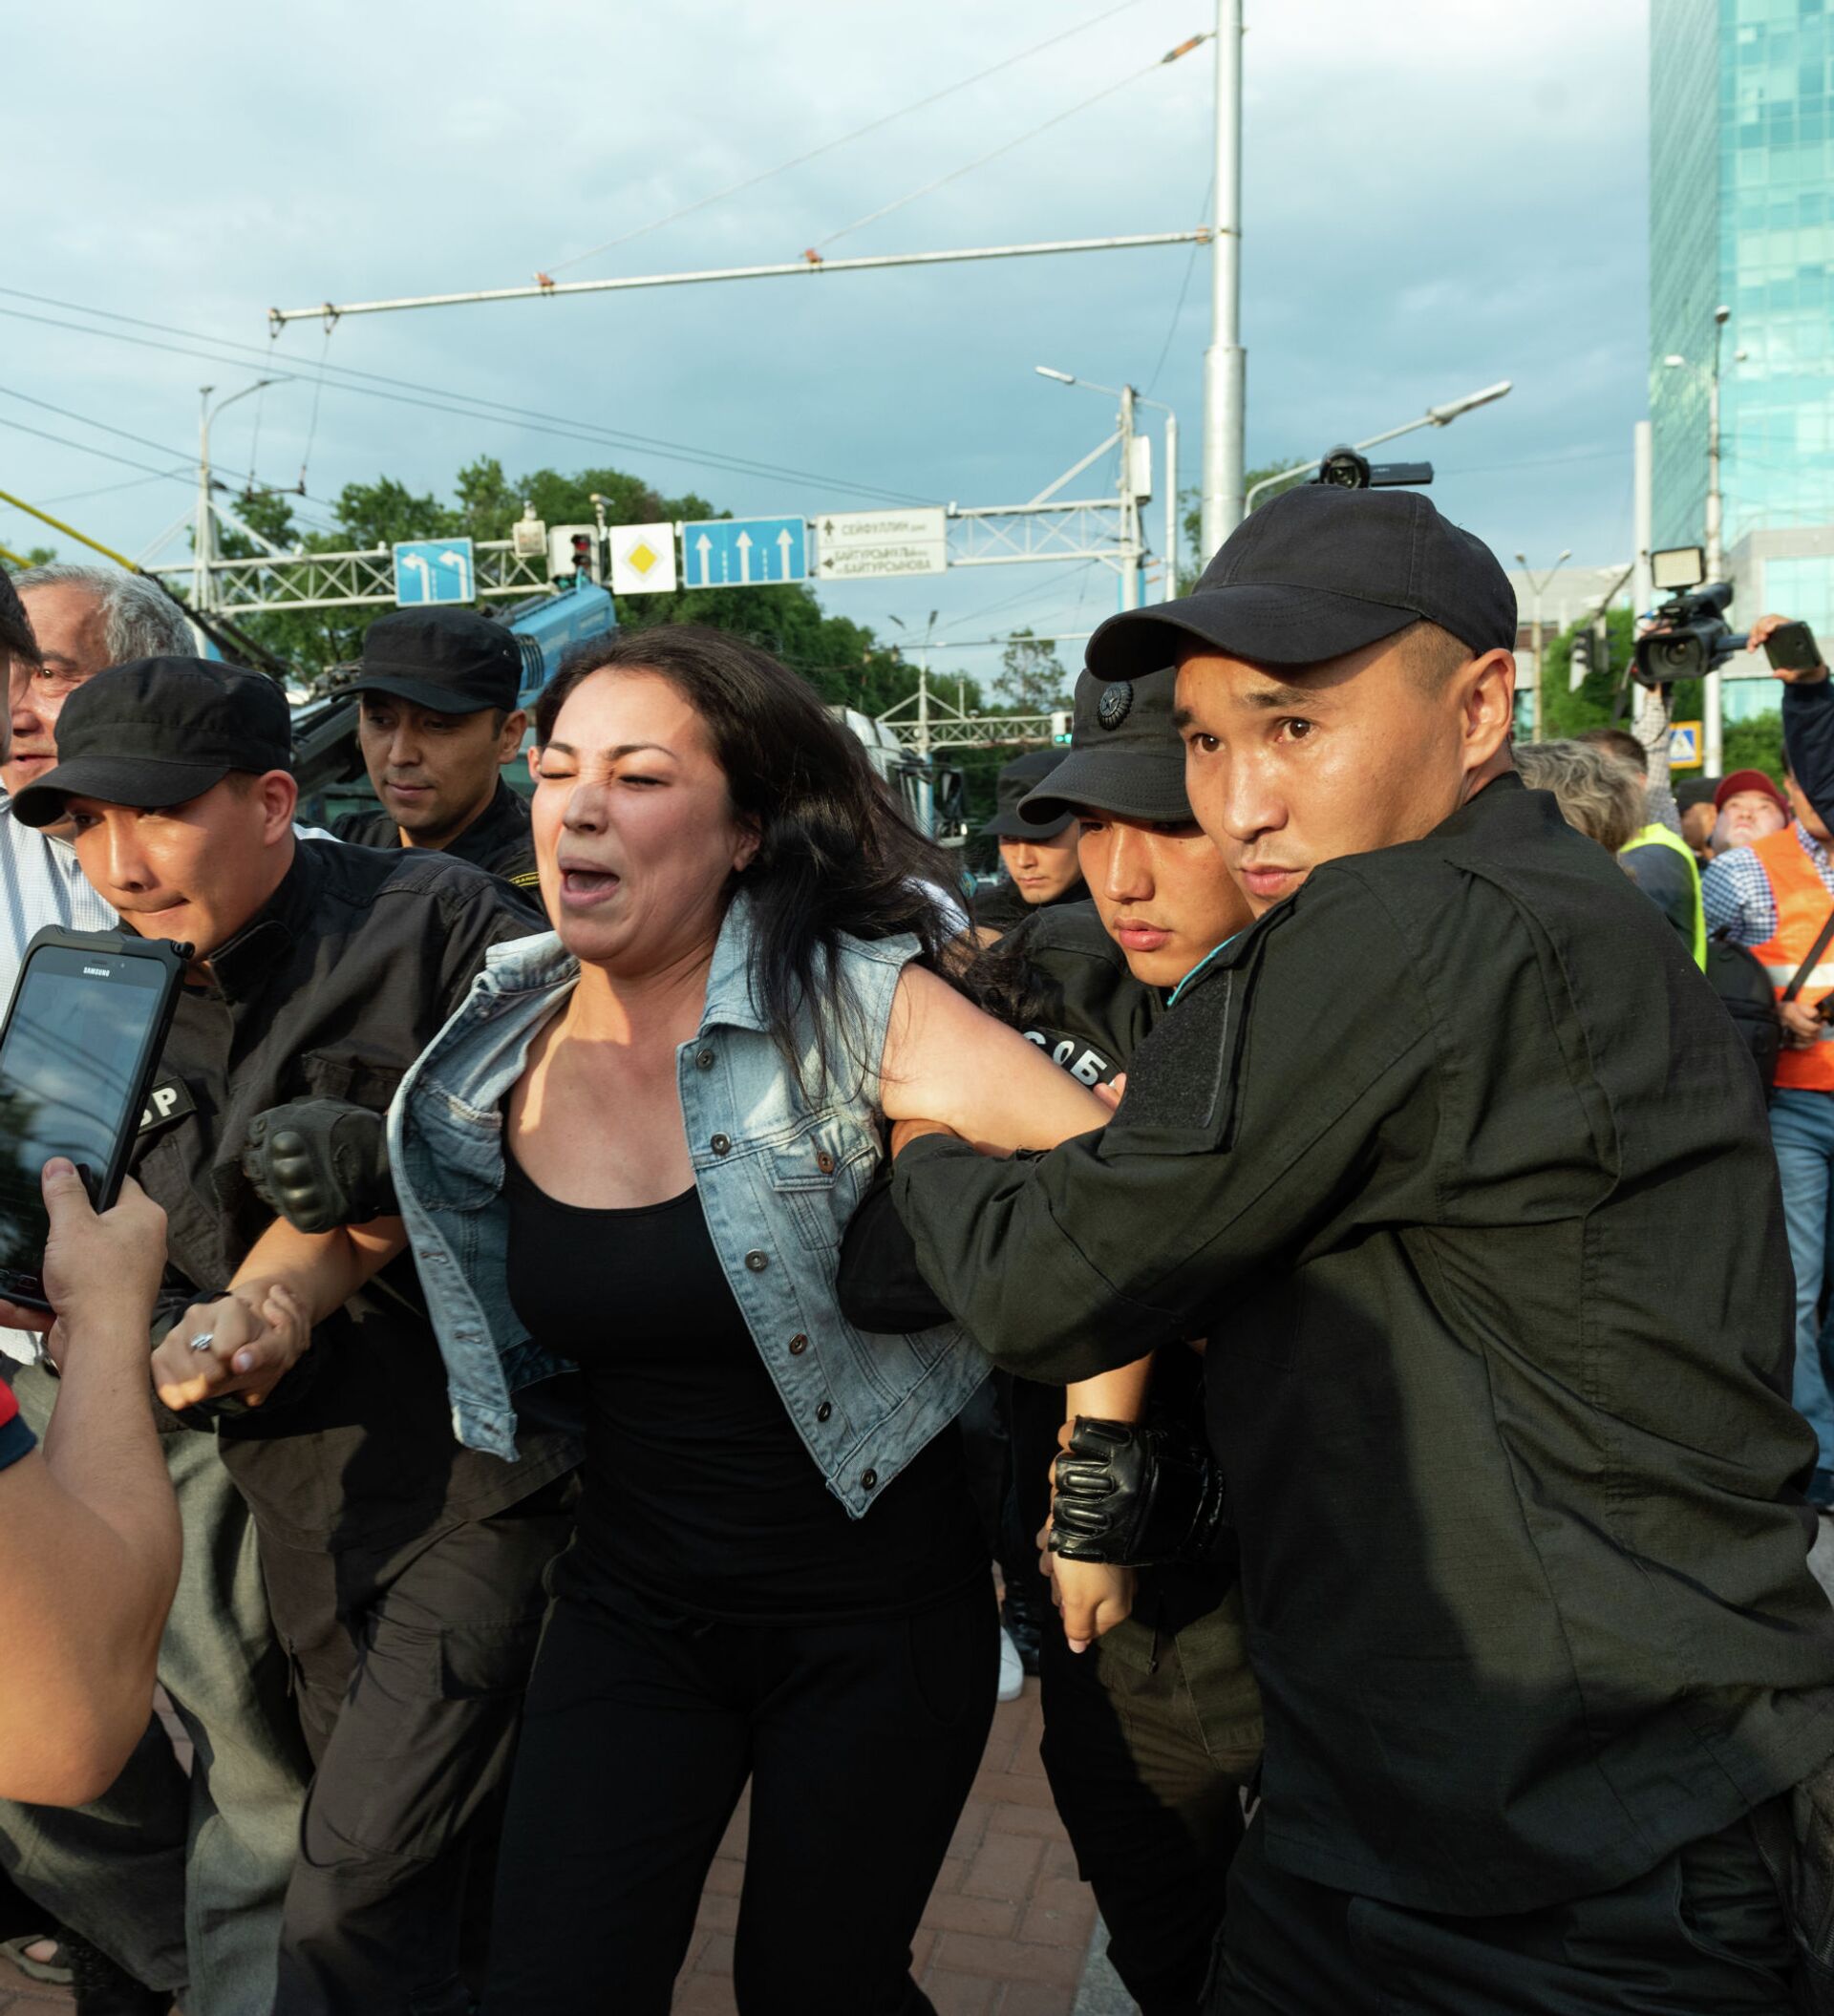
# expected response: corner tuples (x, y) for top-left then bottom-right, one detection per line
(193, 378), (276, 618)
(1663, 308), (1740, 775)
(1035, 367), (1180, 603)
(1240, 382), (1514, 519)
(1202, 0), (1247, 557)
(1514, 549), (1572, 739)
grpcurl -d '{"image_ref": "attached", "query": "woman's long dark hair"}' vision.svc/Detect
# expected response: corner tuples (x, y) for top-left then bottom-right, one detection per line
(535, 624), (963, 1092)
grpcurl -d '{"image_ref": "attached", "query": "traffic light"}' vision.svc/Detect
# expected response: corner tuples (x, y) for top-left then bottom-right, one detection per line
(547, 523), (602, 584)
(1569, 631), (1593, 689)
(1050, 711), (1072, 745)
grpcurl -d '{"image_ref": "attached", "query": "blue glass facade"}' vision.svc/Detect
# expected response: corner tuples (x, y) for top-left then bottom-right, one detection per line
(1653, 0), (1834, 548)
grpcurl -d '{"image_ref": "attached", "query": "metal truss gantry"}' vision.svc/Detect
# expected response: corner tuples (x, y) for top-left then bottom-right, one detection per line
(143, 539), (553, 615)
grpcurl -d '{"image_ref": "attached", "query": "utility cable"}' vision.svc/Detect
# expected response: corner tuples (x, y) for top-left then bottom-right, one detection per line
(807, 35), (1206, 256)
(0, 385), (200, 471)
(0, 297), (928, 505)
(1143, 171), (1211, 396)
(536, 0), (1153, 279)
(0, 414), (193, 485)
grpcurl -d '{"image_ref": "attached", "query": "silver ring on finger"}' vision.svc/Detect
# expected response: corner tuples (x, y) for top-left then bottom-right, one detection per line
(186, 1331), (216, 1352)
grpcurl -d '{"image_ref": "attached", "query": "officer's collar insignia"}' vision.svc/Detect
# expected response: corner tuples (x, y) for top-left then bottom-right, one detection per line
(1097, 681), (1134, 731)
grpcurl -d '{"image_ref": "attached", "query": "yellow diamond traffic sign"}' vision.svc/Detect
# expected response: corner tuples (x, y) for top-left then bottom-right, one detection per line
(609, 521), (679, 596)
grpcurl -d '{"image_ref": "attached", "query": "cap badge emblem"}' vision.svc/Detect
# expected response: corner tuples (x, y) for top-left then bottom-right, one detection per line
(1097, 681), (1134, 732)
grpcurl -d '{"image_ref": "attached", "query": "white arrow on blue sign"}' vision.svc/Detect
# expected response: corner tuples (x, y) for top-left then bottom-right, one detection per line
(681, 517), (807, 589)
(393, 539), (476, 606)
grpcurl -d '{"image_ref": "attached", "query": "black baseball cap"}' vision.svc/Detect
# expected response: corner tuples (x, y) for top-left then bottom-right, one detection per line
(981, 748), (1073, 838)
(12, 657), (292, 829)
(1017, 664), (1189, 827)
(353, 607), (522, 715)
(1085, 485), (1518, 681)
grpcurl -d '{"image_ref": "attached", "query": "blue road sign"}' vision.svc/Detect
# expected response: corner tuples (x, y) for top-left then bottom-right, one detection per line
(393, 538), (476, 606)
(681, 517), (806, 589)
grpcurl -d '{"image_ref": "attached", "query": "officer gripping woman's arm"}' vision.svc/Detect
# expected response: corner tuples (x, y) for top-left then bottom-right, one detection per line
(886, 483), (1834, 2015)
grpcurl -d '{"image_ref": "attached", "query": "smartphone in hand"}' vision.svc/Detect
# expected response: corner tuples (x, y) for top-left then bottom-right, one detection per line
(1765, 621), (1823, 674)
(0, 929), (187, 1310)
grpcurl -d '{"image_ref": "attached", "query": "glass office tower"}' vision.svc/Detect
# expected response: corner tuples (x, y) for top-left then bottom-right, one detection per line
(1651, 0), (1834, 652)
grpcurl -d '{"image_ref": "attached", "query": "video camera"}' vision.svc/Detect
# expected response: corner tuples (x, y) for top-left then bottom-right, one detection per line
(1309, 444), (1435, 491)
(1632, 546), (1747, 689)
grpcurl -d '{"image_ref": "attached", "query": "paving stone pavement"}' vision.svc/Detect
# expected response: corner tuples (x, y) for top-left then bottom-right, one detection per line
(0, 1677), (1099, 2016)
(672, 1675), (1100, 2014)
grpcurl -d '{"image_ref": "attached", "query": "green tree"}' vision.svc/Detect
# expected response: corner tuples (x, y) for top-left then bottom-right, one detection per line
(0, 544), (56, 576)
(996, 627), (1070, 714)
(1176, 461), (1306, 591)
(1721, 711), (1784, 782)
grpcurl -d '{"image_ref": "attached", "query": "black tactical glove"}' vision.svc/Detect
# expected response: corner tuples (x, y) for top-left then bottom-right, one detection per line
(242, 1098), (396, 1234)
(1048, 1416), (1226, 1568)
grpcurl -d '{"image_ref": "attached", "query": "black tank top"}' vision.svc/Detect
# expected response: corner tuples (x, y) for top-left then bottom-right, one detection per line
(502, 1146), (983, 1624)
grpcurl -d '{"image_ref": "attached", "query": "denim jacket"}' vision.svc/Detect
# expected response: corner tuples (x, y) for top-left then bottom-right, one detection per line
(389, 892), (990, 1517)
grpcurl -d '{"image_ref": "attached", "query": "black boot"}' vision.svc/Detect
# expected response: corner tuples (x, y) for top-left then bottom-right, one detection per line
(1001, 1586), (1045, 1676)
(61, 1932), (170, 2016)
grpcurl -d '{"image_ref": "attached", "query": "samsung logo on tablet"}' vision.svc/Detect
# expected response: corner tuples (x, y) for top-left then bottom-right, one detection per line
(82, 965), (111, 978)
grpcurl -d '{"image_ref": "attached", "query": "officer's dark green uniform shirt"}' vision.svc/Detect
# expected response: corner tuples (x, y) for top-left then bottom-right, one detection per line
(893, 773), (1834, 1915)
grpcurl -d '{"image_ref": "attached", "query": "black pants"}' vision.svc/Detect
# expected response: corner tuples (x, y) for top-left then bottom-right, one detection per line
(1037, 1587), (1260, 2016)
(484, 1579), (998, 2015)
(1214, 1801), (1799, 2014)
(261, 1476), (577, 2016)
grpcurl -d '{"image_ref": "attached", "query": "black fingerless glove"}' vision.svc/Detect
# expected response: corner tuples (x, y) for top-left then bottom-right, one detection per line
(242, 1098), (395, 1234)
(1048, 1416), (1226, 1568)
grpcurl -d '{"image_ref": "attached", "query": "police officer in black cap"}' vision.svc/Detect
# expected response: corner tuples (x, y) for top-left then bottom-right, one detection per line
(890, 485), (1834, 2010)
(332, 608), (538, 891)
(11, 658), (576, 2016)
(971, 747), (1086, 935)
(875, 658), (1262, 2015)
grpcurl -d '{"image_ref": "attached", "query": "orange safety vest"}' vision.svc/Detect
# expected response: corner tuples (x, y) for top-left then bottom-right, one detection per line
(1752, 824), (1834, 1093)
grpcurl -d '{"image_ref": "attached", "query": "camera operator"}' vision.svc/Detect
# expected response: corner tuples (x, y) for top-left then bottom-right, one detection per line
(11, 657), (578, 2016)
(0, 1161), (179, 1809)
(330, 609), (536, 890)
(891, 486), (1834, 2010)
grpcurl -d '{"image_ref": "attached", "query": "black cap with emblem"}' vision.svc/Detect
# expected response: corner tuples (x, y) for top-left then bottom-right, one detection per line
(1016, 663), (1188, 827)
(1082, 483), (1517, 683)
(980, 747), (1074, 838)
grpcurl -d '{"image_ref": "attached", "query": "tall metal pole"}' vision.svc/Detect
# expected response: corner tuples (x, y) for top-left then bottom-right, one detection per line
(1530, 584), (1544, 739)
(194, 386), (216, 619)
(1703, 307), (1728, 776)
(1201, 0), (1246, 560)
(1631, 419), (1672, 792)
(1118, 384), (1141, 612)
(1162, 408), (1179, 602)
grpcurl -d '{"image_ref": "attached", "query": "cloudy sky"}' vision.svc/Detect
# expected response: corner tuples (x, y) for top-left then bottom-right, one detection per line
(2, 0), (1647, 685)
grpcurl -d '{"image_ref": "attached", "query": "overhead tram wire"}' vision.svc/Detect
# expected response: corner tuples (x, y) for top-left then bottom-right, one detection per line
(805, 34), (1208, 256)
(0, 414), (197, 487)
(0, 293), (930, 506)
(535, 0), (1154, 279)
(1144, 172), (1212, 397)
(0, 386), (207, 472)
